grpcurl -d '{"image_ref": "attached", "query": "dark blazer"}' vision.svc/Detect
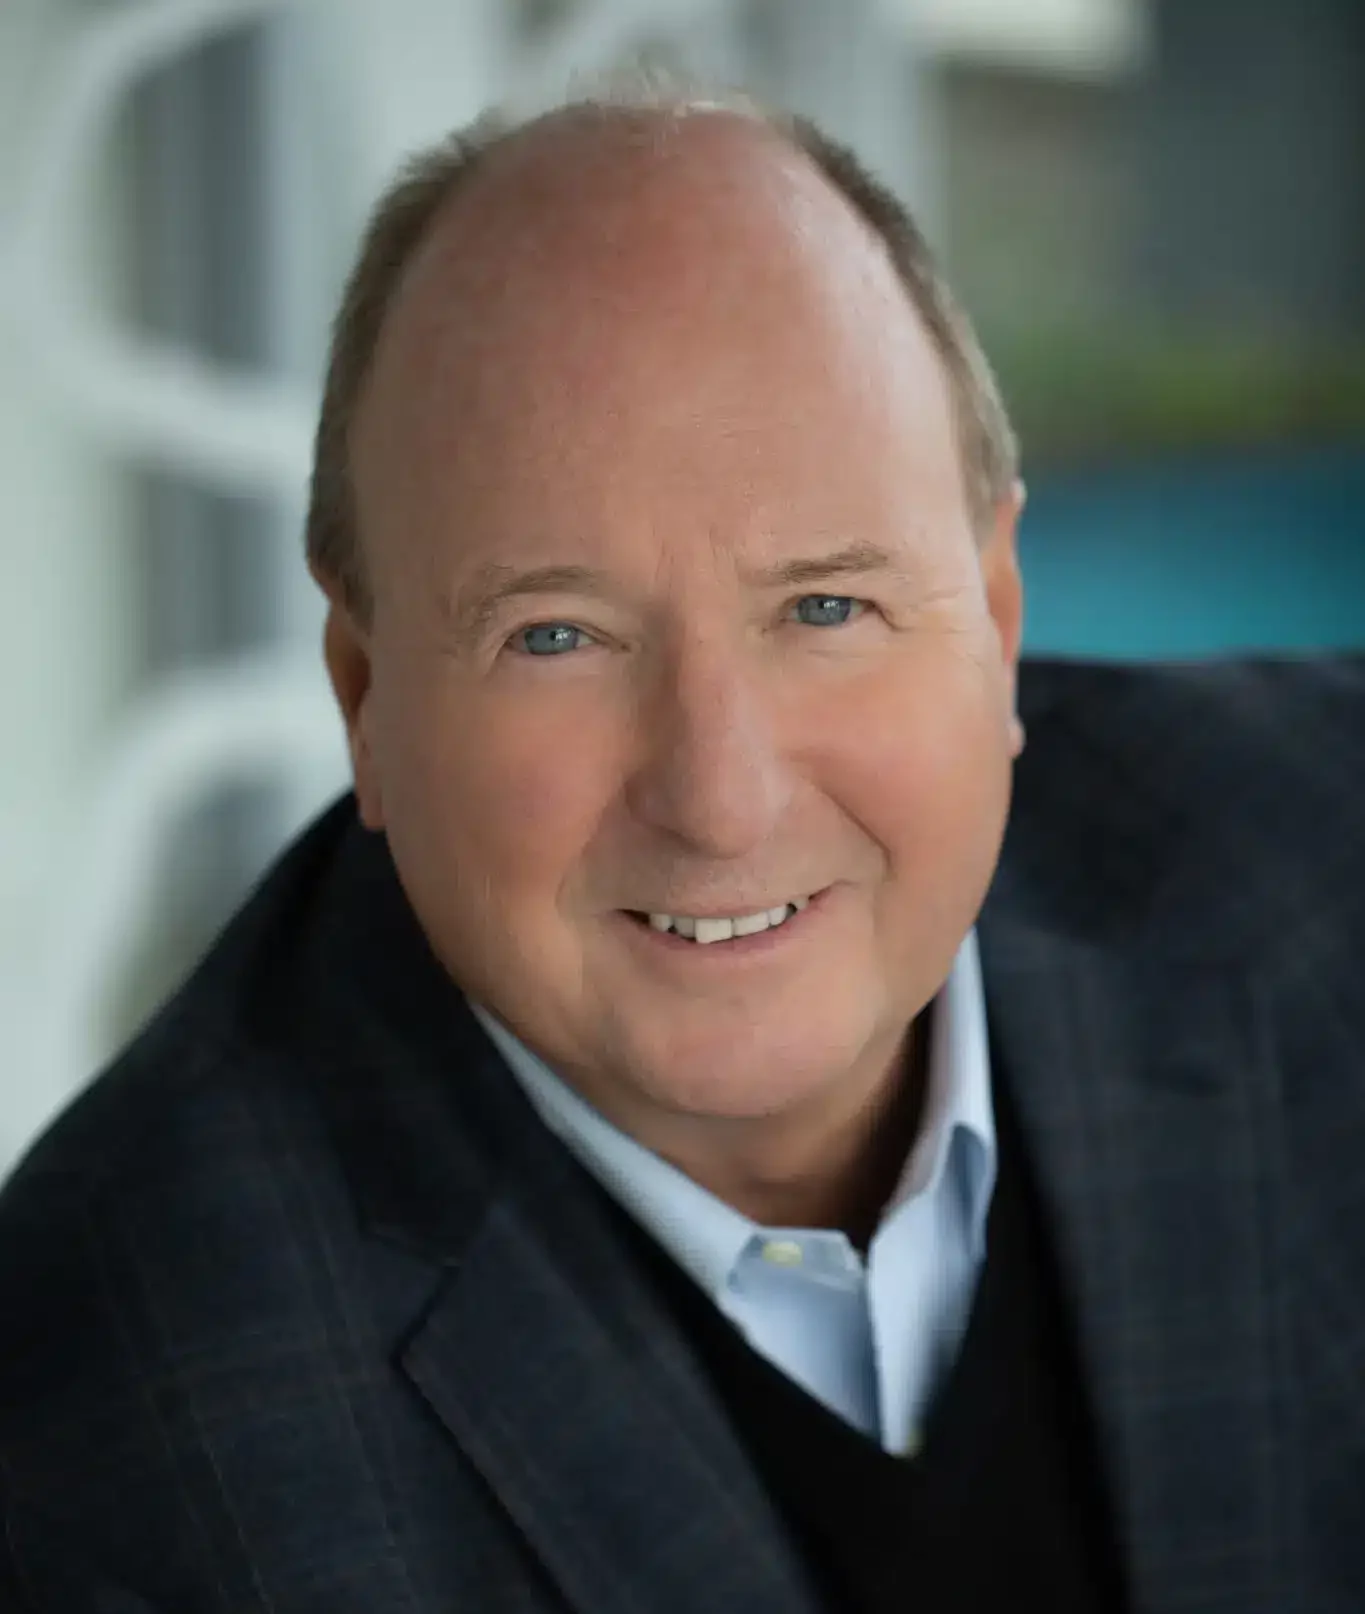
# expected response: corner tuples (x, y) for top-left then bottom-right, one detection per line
(2, 656), (1363, 1614)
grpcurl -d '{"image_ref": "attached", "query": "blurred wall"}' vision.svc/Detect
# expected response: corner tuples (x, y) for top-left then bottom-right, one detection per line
(1138, 0), (1365, 335)
(0, 4), (143, 1156)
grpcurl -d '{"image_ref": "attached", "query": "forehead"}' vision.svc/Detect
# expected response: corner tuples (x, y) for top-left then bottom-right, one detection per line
(351, 110), (964, 580)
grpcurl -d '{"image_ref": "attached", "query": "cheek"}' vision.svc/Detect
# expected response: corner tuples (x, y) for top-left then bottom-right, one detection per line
(370, 669), (622, 899)
(817, 647), (1014, 885)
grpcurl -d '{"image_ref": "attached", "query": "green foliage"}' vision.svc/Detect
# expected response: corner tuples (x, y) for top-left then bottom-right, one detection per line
(988, 320), (1365, 468)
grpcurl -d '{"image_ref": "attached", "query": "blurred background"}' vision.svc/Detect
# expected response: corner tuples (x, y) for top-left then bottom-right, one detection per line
(1, 0), (1362, 1174)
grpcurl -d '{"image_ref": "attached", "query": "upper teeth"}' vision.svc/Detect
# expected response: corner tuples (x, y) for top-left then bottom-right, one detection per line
(647, 896), (810, 944)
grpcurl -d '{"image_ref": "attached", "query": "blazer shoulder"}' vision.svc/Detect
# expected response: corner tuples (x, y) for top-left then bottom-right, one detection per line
(1019, 652), (1365, 765)
(0, 794), (490, 1484)
(0, 1025), (332, 1363)
(0, 817), (366, 1487)
(1006, 654), (1365, 955)
(0, 1021), (376, 1593)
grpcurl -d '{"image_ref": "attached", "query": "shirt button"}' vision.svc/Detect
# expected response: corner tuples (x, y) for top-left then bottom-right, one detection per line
(761, 1239), (804, 1268)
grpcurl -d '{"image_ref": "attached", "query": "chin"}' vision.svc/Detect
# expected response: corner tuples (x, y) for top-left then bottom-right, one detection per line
(611, 1011), (884, 1125)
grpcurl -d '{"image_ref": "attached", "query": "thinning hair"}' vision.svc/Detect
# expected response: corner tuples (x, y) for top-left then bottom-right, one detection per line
(305, 73), (1019, 623)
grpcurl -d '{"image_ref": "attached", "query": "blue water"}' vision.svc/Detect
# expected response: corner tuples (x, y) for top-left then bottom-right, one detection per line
(1021, 446), (1365, 658)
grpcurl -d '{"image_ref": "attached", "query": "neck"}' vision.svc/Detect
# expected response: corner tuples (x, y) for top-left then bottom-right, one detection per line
(660, 1016), (931, 1244)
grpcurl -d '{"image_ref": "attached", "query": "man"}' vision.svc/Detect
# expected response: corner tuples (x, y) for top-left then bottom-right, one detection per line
(1, 82), (1361, 1614)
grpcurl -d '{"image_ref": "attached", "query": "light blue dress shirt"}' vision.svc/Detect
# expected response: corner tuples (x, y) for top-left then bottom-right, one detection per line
(471, 930), (996, 1456)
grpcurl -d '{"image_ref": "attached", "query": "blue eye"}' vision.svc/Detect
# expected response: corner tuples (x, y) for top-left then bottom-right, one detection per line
(793, 594), (863, 627)
(514, 622), (590, 656)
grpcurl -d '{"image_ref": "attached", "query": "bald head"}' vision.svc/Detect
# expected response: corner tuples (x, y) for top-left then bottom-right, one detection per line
(386, 102), (894, 330)
(306, 92), (1017, 622)
(352, 107), (960, 616)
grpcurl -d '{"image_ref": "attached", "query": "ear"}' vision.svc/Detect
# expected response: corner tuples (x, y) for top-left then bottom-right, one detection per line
(980, 480), (1027, 759)
(310, 563), (386, 830)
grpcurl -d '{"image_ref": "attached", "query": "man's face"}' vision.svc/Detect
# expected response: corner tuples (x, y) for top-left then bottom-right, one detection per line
(334, 115), (1023, 1155)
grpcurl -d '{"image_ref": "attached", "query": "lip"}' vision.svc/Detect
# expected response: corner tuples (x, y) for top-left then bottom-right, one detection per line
(614, 886), (834, 961)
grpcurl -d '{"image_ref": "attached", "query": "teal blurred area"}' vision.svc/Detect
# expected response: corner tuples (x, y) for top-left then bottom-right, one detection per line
(1023, 447), (1365, 658)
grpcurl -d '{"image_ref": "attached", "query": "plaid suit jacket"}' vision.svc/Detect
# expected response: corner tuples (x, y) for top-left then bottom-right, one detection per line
(1, 655), (1362, 1613)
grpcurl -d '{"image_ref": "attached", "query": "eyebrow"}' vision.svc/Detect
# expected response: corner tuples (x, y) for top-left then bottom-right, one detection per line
(446, 563), (615, 643)
(742, 540), (909, 589)
(446, 541), (909, 643)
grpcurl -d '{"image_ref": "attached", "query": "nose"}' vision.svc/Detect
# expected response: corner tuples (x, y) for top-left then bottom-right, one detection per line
(625, 642), (794, 858)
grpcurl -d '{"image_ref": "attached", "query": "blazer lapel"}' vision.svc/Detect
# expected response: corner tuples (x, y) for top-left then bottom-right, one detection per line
(978, 913), (1296, 1614)
(316, 828), (821, 1614)
(395, 1132), (822, 1614)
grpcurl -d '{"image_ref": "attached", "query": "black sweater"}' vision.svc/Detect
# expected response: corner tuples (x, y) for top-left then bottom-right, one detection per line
(612, 1061), (1129, 1612)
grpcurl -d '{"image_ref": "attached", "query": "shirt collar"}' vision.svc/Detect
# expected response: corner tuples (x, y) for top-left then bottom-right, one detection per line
(471, 999), (754, 1299)
(469, 928), (996, 1300)
(883, 927), (996, 1256)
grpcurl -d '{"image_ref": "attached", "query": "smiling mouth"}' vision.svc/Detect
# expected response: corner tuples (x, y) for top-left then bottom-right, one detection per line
(624, 892), (817, 945)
